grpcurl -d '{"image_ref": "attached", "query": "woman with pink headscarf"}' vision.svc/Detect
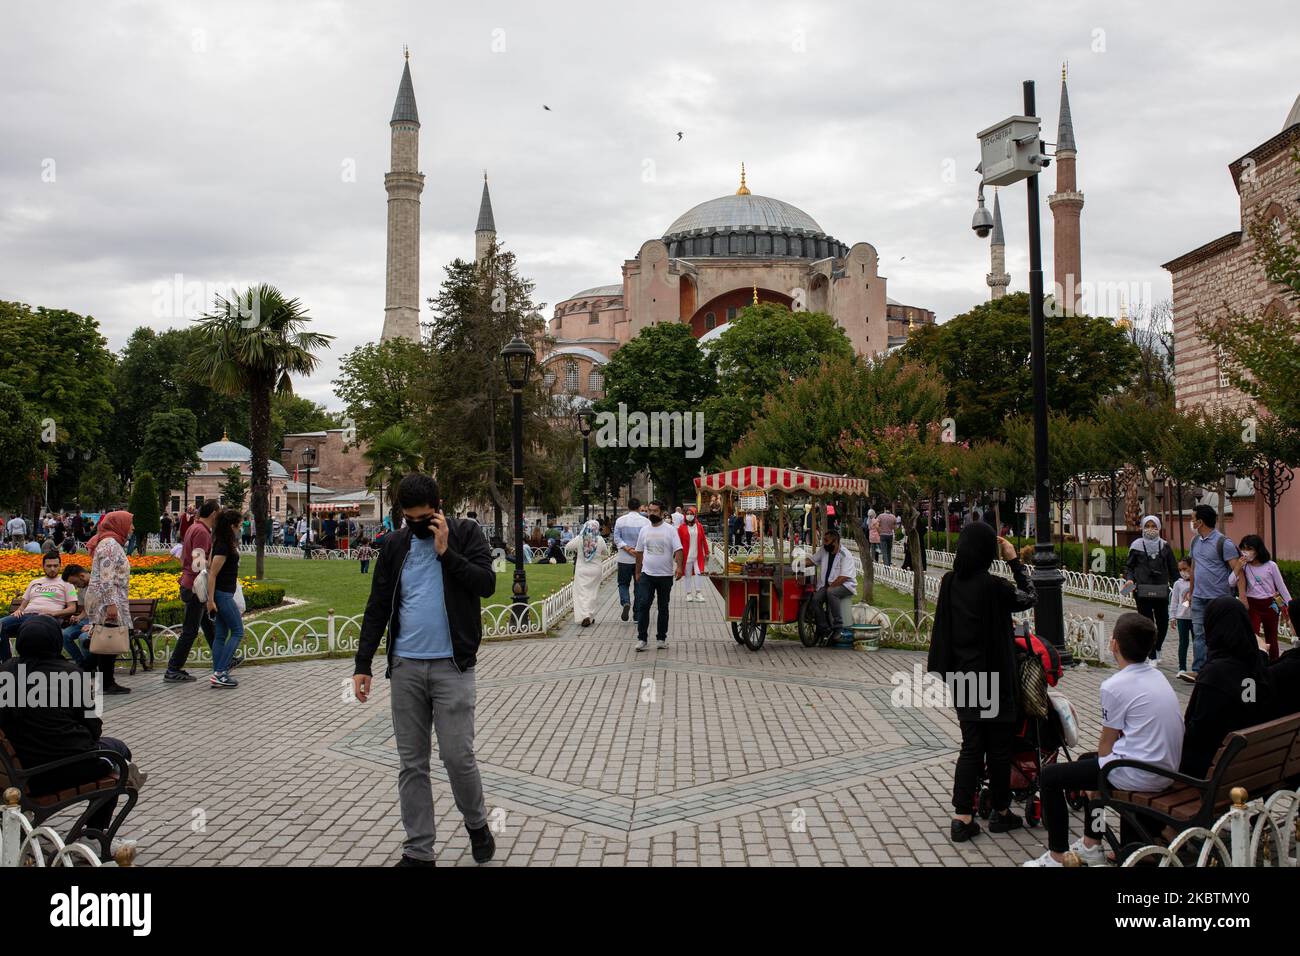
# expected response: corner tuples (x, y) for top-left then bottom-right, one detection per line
(84, 510), (133, 695)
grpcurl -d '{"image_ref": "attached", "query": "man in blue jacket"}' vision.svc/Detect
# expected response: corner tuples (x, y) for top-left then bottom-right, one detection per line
(352, 473), (497, 866)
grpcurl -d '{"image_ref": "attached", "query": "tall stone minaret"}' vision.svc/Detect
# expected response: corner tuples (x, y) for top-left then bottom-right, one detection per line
(986, 190), (1010, 300)
(475, 173), (496, 263)
(381, 50), (424, 343)
(1047, 63), (1084, 315)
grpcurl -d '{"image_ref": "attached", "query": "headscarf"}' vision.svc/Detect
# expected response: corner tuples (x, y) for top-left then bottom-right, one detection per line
(580, 519), (601, 562)
(952, 521), (997, 578)
(87, 510), (132, 558)
(15, 615), (63, 660)
(1129, 514), (1165, 558)
(1203, 596), (1260, 665)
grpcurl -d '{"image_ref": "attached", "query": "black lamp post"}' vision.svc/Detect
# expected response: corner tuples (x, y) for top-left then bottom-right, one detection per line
(578, 409), (593, 524)
(1078, 479), (1091, 572)
(501, 335), (535, 629)
(1253, 459), (1294, 556)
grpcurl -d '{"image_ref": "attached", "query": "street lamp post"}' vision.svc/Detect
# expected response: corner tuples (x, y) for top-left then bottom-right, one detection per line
(975, 80), (1067, 660)
(501, 335), (536, 630)
(578, 410), (593, 524)
(1078, 480), (1092, 572)
(1253, 459), (1294, 556)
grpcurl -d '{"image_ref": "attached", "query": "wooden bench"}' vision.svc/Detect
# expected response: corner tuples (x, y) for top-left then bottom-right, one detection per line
(7, 597), (158, 675)
(1096, 712), (1300, 851)
(0, 728), (139, 862)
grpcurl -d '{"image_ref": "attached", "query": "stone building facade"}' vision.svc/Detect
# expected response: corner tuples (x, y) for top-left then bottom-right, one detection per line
(1162, 94), (1300, 558)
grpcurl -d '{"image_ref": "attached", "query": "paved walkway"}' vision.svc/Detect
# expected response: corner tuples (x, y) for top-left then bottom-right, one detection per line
(95, 575), (1196, 866)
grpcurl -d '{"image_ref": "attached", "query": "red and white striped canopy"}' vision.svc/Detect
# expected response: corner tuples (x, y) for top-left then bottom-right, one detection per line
(694, 467), (870, 497)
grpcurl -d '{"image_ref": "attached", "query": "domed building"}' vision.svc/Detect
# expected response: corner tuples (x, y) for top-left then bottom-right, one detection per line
(164, 434), (293, 523)
(541, 165), (928, 399)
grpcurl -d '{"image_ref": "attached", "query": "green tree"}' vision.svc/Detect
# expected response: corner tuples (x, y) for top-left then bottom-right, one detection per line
(77, 457), (120, 511)
(188, 285), (333, 578)
(218, 465), (249, 510)
(901, 292), (1141, 442)
(0, 382), (44, 510)
(136, 409), (201, 513)
(128, 473), (161, 554)
(1003, 413), (1102, 553)
(332, 338), (425, 444)
(270, 391), (342, 456)
(363, 424), (424, 529)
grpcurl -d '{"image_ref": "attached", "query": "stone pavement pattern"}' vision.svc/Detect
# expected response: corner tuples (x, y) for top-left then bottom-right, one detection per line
(94, 575), (1195, 866)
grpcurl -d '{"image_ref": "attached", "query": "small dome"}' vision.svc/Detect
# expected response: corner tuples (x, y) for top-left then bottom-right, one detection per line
(1285, 93), (1300, 132)
(200, 439), (251, 462)
(665, 194), (823, 236)
(564, 284), (624, 302)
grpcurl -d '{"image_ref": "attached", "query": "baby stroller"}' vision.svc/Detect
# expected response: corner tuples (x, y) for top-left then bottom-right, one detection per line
(975, 624), (1082, 827)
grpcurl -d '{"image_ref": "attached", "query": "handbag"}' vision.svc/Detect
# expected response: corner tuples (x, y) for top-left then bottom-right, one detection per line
(193, 568), (210, 604)
(1135, 583), (1168, 600)
(88, 622), (130, 656)
(1018, 651), (1050, 719)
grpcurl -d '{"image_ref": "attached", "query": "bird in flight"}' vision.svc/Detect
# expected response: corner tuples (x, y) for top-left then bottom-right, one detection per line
(543, 104), (552, 111)
(676, 131), (684, 141)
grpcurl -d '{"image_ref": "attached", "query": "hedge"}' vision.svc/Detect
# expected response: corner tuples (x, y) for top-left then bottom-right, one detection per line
(153, 585), (286, 627)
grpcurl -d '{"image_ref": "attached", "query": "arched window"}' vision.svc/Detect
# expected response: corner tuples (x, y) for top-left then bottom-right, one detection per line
(705, 312), (716, 330)
(564, 361), (579, 393)
(588, 368), (604, 396)
(543, 367), (556, 388)
(726, 306), (736, 322)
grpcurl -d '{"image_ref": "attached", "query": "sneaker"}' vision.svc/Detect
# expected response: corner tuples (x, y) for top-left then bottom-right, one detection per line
(467, 823), (496, 863)
(621, 603), (630, 622)
(1067, 836), (1108, 866)
(395, 854), (436, 867)
(209, 673), (238, 688)
(163, 670), (196, 683)
(1023, 849), (1064, 867)
(1176, 670), (1196, 684)
(104, 684), (131, 695)
(635, 640), (648, 652)
(950, 818), (981, 842)
(989, 811), (1024, 833)
(126, 764), (148, 791)
(656, 639), (667, 649)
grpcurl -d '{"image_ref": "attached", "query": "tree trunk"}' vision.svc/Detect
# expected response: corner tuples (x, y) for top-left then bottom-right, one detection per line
(249, 382), (271, 580)
(845, 501), (873, 605)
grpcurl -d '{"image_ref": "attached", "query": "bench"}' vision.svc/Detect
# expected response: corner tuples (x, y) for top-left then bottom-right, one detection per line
(1096, 712), (1300, 852)
(0, 728), (139, 862)
(7, 597), (158, 676)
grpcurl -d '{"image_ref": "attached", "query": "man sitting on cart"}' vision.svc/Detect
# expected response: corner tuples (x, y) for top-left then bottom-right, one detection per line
(809, 529), (858, 639)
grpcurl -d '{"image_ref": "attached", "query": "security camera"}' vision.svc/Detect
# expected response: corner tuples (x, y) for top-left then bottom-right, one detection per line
(971, 199), (994, 239)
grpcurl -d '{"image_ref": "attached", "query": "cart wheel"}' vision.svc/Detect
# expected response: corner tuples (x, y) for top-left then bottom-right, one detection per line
(740, 599), (766, 651)
(730, 622), (747, 646)
(797, 598), (819, 648)
(1066, 790), (1087, 812)
(977, 788), (992, 820)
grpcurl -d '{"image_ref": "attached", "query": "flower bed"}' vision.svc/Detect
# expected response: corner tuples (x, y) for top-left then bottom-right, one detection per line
(1, 569), (275, 611)
(0, 549), (177, 574)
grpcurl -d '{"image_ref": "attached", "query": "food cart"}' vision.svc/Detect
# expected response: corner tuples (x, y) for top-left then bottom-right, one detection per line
(693, 467), (870, 651)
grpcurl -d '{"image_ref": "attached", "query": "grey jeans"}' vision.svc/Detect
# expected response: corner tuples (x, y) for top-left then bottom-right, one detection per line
(389, 656), (487, 861)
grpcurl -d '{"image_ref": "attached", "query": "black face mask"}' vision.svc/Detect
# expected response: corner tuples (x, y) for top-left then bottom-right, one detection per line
(409, 517), (434, 539)
(649, 514), (663, 525)
(824, 543), (835, 553)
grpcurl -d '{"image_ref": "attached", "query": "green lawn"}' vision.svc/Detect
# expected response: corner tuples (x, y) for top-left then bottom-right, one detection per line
(247, 557), (577, 624)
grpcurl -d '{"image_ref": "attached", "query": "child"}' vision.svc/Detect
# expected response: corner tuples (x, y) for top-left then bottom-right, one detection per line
(356, 540), (375, 575)
(1170, 558), (1194, 680)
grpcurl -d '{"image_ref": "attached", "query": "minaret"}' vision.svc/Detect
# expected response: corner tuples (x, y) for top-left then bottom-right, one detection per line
(986, 190), (1010, 300)
(1047, 62), (1084, 315)
(475, 172), (496, 263)
(381, 49), (424, 343)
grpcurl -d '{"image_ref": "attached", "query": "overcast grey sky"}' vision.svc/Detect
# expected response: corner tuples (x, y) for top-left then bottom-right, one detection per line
(2, 0), (1296, 408)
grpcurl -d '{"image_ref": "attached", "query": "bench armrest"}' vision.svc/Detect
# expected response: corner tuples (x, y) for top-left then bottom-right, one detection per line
(15, 747), (131, 789)
(1098, 759), (1209, 799)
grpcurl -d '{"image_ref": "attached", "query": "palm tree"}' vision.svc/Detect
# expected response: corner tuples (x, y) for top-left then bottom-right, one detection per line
(189, 285), (332, 578)
(364, 424), (425, 530)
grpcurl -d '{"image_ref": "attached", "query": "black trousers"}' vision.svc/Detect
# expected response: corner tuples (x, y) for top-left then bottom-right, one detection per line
(31, 736), (132, 833)
(167, 586), (214, 672)
(635, 574), (674, 642)
(953, 719), (1013, 814)
(1135, 596), (1169, 658)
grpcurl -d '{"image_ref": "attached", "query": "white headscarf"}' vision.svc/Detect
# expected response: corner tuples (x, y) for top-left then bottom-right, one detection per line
(580, 519), (601, 562)
(1130, 514), (1165, 557)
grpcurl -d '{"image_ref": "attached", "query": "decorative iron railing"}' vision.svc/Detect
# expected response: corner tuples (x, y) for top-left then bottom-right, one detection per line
(1, 788), (136, 868)
(1118, 785), (1299, 868)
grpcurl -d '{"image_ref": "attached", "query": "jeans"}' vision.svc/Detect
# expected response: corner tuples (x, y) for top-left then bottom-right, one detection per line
(0, 614), (22, 661)
(1175, 619), (1193, 672)
(62, 623), (88, 666)
(813, 584), (852, 631)
(952, 719), (1012, 815)
(389, 656), (487, 861)
(1190, 594), (1216, 672)
(210, 589), (244, 674)
(360, 560), (370, 574)
(635, 574), (674, 642)
(617, 561), (636, 607)
(1135, 595), (1169, 660)
(880, 534), (894, 566)
(167, 586), (214, 673)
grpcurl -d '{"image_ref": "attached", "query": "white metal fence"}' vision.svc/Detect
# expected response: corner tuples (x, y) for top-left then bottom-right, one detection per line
(1120, 785), (1299, 868)
(1, 789), (135, 868)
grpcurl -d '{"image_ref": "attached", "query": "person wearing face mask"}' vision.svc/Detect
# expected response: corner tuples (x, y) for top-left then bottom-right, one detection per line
(1230, 534), (1291, 663)
(676, 507), (709, 603)
(1122, 515), (1179, 663)
(1169, 558), (1195, 678)
(633, 500), (684, 651)
(808, 529), (858, 639)
(351, 473), (497, 866)
(1185, 505), (1241, 683)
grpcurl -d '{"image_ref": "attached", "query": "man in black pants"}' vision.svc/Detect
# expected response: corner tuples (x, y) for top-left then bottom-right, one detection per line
(164, 500), (219, 682)
(1024, 613), (1184, 867)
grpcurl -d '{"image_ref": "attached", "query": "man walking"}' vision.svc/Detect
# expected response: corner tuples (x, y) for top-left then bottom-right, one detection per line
(1183, 504), (1241, 683)
(165, 500), (219, 682)
(877, 506), (897, 566)
(612, 497), (649, 623)
(634, 500), (683, 651)
(352, 473), (497, 866)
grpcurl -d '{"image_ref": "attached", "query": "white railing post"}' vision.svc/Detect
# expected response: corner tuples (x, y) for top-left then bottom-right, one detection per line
(1, 788), (22, 867)
(327, 608), (336, 654)
(1229, 787), (1250, 867)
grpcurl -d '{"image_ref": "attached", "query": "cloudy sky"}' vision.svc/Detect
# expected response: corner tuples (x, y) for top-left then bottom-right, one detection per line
(2, 0), (1296, 409)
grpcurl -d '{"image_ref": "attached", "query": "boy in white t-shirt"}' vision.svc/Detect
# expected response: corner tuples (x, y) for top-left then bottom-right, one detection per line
(1024, 612), (1184, 867)
(633, 500), (683, 651)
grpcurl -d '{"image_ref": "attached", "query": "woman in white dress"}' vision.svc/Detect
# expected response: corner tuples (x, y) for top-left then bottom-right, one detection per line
(565, 519), (608, 627)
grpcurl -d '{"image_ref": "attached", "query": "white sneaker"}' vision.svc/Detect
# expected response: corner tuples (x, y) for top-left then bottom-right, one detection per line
(656, 639), (667, 649)
(635, 640), (648, 652)
(1068, 837), (1108, 866)
(1022, 849), (1063, 867)
(1176, 670), (1195, 683)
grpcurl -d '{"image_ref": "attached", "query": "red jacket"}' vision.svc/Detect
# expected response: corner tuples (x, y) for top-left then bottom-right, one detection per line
(677, 521), (709, 573)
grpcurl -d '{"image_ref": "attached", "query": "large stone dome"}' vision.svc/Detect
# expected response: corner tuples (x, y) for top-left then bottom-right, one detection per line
(665, 194), (823, 235)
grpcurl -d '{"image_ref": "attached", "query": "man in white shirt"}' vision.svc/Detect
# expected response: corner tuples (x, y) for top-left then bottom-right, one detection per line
(671, 507), (684, 528)
(612, 498), (650, 622)
(1025, 612), (1184, 866)
(6, 514), (28, 547)
(743, 511), (756, 546)
(634, 500), (683, 651)
(808, 529), (858, 636)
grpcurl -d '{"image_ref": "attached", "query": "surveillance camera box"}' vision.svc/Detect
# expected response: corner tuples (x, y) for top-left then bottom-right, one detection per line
(977, 115), (1042, 186)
